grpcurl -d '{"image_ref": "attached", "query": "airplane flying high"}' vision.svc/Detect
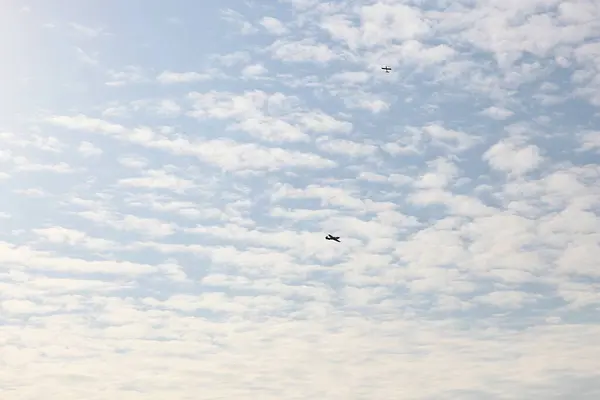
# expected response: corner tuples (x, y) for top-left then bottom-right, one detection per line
(381, 66), (391, 73)
(325, 234), (341, 242)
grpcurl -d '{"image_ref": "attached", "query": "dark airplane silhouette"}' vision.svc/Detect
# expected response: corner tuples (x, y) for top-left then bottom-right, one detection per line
(381, 65), (391, 73)
(325, 234), (341, 242)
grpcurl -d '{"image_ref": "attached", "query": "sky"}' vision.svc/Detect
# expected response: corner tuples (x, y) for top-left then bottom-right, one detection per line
(1, 0), (600, 399)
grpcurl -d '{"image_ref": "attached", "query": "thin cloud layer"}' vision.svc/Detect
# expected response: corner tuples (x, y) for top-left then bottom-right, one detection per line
(1, 1), (599, 399)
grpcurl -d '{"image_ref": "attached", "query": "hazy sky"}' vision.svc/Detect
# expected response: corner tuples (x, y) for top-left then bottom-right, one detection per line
(1, 0), (600, 399)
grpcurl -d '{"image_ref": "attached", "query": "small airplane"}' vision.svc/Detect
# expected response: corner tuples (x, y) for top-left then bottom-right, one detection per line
(381, 65), (392, 73)
(325, 234), (341, 242)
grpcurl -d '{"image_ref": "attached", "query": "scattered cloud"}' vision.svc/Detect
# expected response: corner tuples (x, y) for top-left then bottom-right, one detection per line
(157, 71), (212, 84)
(117, 155), (148, 169)
(316, 137), (377, 157)
(15, 160), (74, 173)
(221, 8), (257, 35)
(117, 169), (195, 192)
(241, 63), (268, 77)
(1, 1), (599, 399)
(47, 113), (336, 171)
(579, 131), (600, 153)
(259, 16), (288, 35)
(484, 136), (544, 176)
(268, 39), (339, 63)
(481, 106), (515, 120)
(77, 141), (103, 157)
(422, 124), (481, 152)
(155, 99), (182, 116)
(75, 47), (99, 65)
(105, 66), (145, 86)
(69, 22), (106, 38)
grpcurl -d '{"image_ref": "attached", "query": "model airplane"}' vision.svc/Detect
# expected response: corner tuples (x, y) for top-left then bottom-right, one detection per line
(325, 234), (341, 242)
(381, 65), (391, 73)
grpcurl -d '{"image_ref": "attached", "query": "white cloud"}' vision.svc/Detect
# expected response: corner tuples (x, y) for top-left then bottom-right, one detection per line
(77, 141), (102, 157)
(105, 66), (145, 86)
(4, 1), (600, 398)
(481, 106), (515, 120)
(14, 188), (46, 197)
(241, 63), (268, 77)
(0, 241), (153, 275)
(320, 3), (430, 49)
(69, 22), (106, 38)
(260, 16), (288, 35)
(118, 155), (148, 169)
(46, 114), (335, 170)
(1, 132), (64, 152)
(76, 209), (176, 237)
(117, 169), (195, 192)
(475, 290), (537, 309)
(579, 131), (600, 152)
(186, 90), (351, 141)
(414, 157), (459, 189)
(268, 39), (339, 63)
(358, 171), (412, 186)
(331, 71), (370, 84)
(211, 51), (251, 67)
(75, 47), (99, 65)
(338, 90), (391, 113)
(157, 71), (211, 84)
(316, 137), (377, 157)
(33, 226), (116, 250)
(484, 137), (544, 175)
(381, 124), (479, 155)
(221, 8), (257, 35)
(422, 124), (480, 152)
(15, 161), (74, 173)
(154, 99), (181, 116)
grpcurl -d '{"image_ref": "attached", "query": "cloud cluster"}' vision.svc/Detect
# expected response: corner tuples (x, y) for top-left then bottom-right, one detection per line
(1, 1), (599, 399)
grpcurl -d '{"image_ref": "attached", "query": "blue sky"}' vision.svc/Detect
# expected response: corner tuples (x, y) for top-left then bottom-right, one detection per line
(1, 0), (600, 398)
